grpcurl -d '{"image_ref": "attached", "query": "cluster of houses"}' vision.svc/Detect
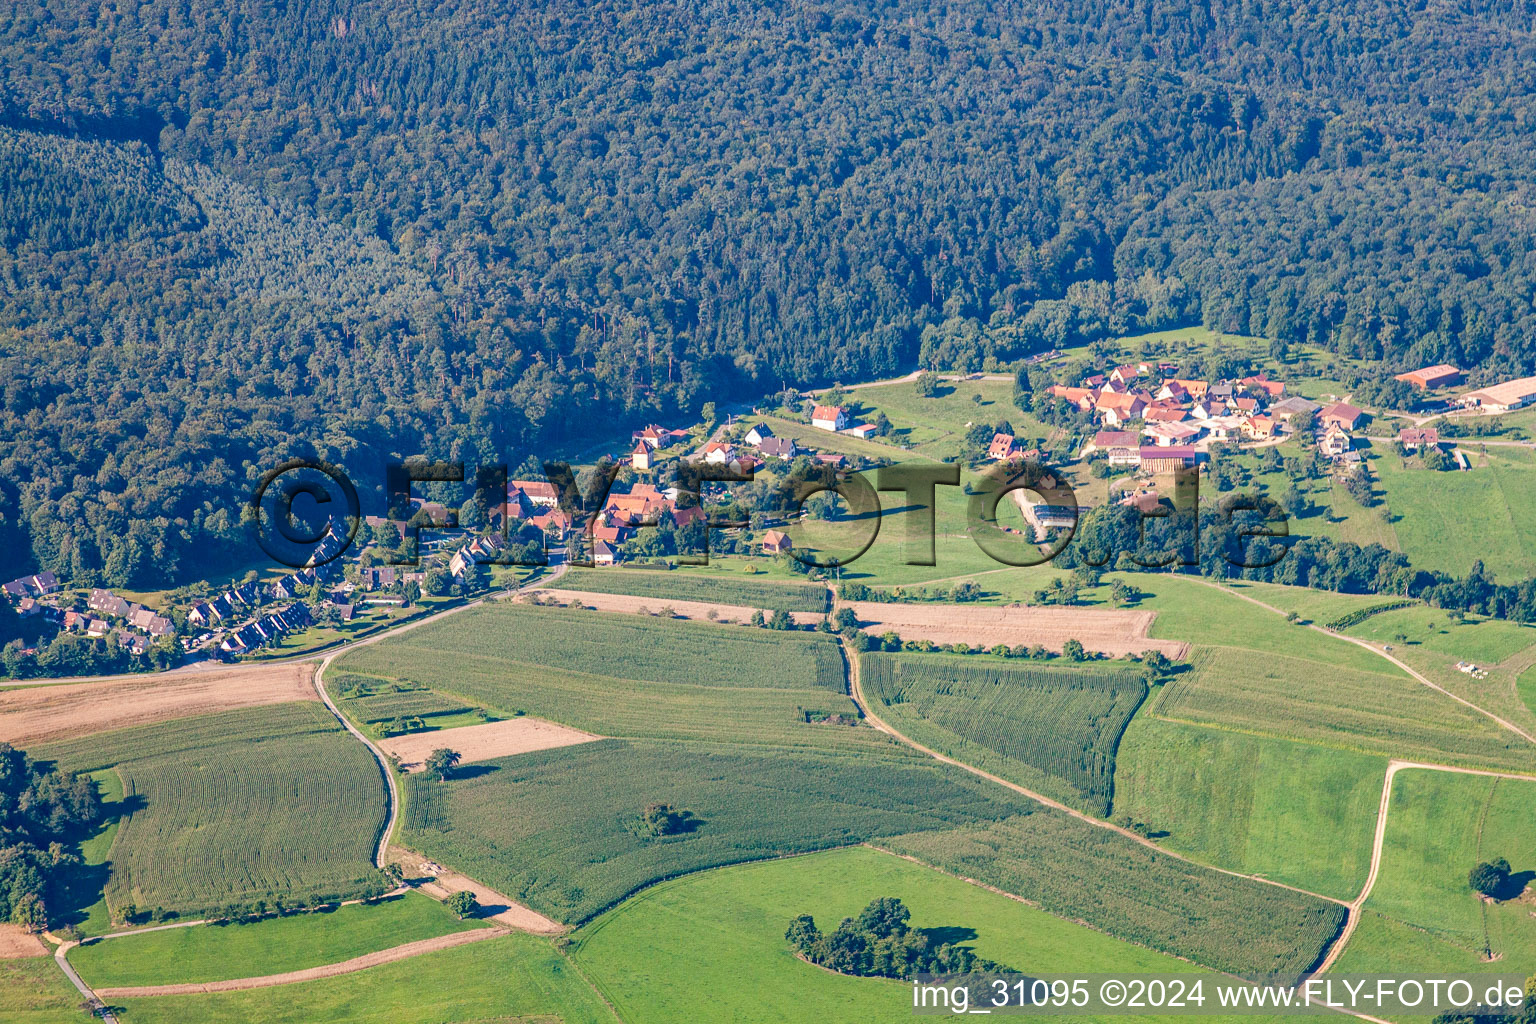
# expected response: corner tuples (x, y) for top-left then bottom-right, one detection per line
(2, 571), (60, 619)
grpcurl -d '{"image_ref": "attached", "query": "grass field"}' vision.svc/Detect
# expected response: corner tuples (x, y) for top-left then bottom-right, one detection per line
(0, 959), (82, 1024)
(1112, 717), (1386, 902)
(1521, 664), (1536, 719)
(883, 808), (1345, 978)
(860, 652), (1147, 815)
(400, 737), (1035, 923)
(833, 378), (1048, 460)
(33, 703), (386, 922)
(51, 768), (126, 935)
(1155, 646), (1534, 771)
(1333, 769), (1536, 974)
(1371, 445), (1536, 580)
(1218, 580), (1410, 626)
(109, 931), (616, 1024)
(70, 892), (487, 988)
(572, 845), (1288, 1024)
(1342, 605), (1536, 665)
(334, 605), (881, 752)
(557, 568), (831, 612)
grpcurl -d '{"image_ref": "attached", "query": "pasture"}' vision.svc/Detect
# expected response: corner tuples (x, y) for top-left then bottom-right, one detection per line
(107, 932), (615, 1024)
(70, 892), (486, 988)
(398, 737), (1035, 923)
(1153, 647), (1535, 771)
(882, 809), (1345, 979)
(557, 568), (830, 612)
(860, 652), (1147, 814)
(1337, 769), (1536, 972)
(32, 703), (386, 921)
(1342, 605), (1536, 664)
(0, 959), (81, 1024)
(1111, 717), (1385, 902)
(571, 845), (1271, 1024)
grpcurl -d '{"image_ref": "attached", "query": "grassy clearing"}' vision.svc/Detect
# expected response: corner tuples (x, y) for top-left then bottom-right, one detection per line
(70, 891), (486, 988)
(110, 931), (616, 1024)
(572, 845), (1283, 1024)
(400, 737), (1034, 924)
(883, 808), (1345, 979)
(836, 378), (1047, 460)
(860, 652), (1147, 815)
(557, 568), (830, 612)
(0, 958), (83, 1024)
(49, 768), (125, 935)
(1219, 580), (1409, 626)
(1342, 605), (1536, 665)
(1112, 717), (1386, 902)
(1350, 770), (1536, 969)
(1155, 646), (1534, 771)
(1372, 446), (1536, 580)
(33, 703), (386, 921)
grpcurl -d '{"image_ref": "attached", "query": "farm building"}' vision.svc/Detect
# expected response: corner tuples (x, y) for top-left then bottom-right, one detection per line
(1092, 431), (1140, 465)
(1270, 395), (1321, 422)
(761, 529), (793, 555)
(510, 480), (560, 508)
(811, 405), (848, 431)
(845, 423), (878, 439)
(1144, 421), (1200, 446)
(1459, 375), (1536, 411)
(1393, 364), (1462, 390)
(1319, 402), (1365, 430)
(1139, 446), (1199, 473)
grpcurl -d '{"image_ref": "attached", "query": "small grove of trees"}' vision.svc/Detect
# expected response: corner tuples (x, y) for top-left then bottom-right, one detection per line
(1469, 858), (1513, 898)
(424, 748), (461, 781)
(785, 896), (1011, 979)
(446, 891), (478, 920)
(639, 802), (696, 837)
(0, 743), (102, 930)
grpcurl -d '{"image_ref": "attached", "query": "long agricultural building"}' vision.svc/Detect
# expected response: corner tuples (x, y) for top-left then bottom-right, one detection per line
(1458, 375), (1536, 411)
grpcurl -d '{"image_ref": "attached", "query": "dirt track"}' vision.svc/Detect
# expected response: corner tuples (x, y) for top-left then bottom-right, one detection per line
(841, 601), (1188, 658)
(91, 927), (506, 997)
(527, 588), (822, 625)
(414, 865), (565, 934)
(378, 717), (600, 772)
(0, 663), (317, 745)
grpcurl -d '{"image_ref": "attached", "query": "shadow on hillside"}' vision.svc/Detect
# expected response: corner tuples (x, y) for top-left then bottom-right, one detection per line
(1494, 868), (1534, 901)
(450, 764), (500, 780)
(53, 791), (145, 929)
(921, 925), (979, 946)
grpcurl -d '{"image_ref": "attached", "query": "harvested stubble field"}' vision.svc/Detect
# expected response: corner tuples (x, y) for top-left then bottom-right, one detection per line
(556, 568), (830, 612)
(378, 717), (600, 771)
(883, 807), (1346, 979)
(842, 601), (1188, 658)
(860, 653), (1147, 815)
(31, 703), (386, 918)
(400, 737), (1036, 924)
(0, 662), (316, 745)
(1156, 647), (1536, 771)
(526, 587), (824, 627)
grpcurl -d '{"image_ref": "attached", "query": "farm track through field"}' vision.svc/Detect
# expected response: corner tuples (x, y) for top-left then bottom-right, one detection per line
(90, 926), (509, 997)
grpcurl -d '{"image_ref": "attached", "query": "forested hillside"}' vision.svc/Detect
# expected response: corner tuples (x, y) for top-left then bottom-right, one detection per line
(4, 0), (1536, 585)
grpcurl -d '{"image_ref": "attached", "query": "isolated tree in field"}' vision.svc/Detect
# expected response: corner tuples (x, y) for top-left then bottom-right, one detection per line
(639, 802), (695, 837)
(446, 890), (478, 920)
(914, 371), (938, 398)
(1062, 638), (1087, 661)
(1469, 858), (1512, 897)
(424, 748), (461, 781)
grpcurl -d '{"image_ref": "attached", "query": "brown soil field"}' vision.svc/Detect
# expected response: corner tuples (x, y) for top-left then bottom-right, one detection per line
(416, 867), (565, 934)
(0, 925), (46, 958)
(526, 588), (822, 626)
(0, 663), (317, 746)
(377, 717), (601, 773)
(842, 601), (1188, 658)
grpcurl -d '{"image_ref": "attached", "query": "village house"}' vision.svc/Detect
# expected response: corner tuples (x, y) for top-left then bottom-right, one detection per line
(1394, 364), (1463, 391)
(632, 424), (686, 449)
(88, 589), (131, 618)
(1399, 427), (1441, 451)
(1142, 405), (1188, 423)
(744, 423), (773, 446)
(1096, 391), (1147, 428)
(761, 529), (793, 555)
(811, 405), (848, 431)
(987, 433), (1020, 461)
(630, 441), (653, 471)
(1458, 375), (1536, 412)
(1240, 373), (1286, 399)
(1188, 399), (1224, 421)
(509, 480), (560, 509)
(1168, 378), (1209, 401)
(2, 572), (60, 601)
(1047, 385), (1096, 411)
(530, 508), (573, 539)
(1242, 415), (1277, 441)
(1155, 381), (1190, 404)
(592, 539), (619, 566)
(1320, 426), (1353, 458)
(1092, 430), (1141, 466)
(1320, 401), (1365, 430)
(756, 437), (798, 460)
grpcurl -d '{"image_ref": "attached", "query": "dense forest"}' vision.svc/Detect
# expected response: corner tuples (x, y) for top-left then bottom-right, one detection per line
(4, 0), (1536, 585)
(0, 742), (102, 929)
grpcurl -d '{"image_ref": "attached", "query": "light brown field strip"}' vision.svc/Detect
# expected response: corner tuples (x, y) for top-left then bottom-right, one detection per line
(0, 924), (47, 959)
(841, 601), (1188, 658)
(415, 866), (565, 935)
(527, 587), (821, 626)
(376, 717), (601, 772)
(0, 663), (317, 745)
(91, 927), (506, 997)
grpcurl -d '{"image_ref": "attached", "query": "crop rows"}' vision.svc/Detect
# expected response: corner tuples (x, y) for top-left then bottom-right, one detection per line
(884, 810), (1346, 980)
(861, 654), (1147, 815)
(558, 569), (830, 612)
(400, 738), (1035, 923)
(36, 703), (385, 919)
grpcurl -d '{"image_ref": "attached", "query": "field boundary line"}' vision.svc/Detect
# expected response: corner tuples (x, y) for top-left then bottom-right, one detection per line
(836, 636), (1348, 906)
(90, 926), (509, 997)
